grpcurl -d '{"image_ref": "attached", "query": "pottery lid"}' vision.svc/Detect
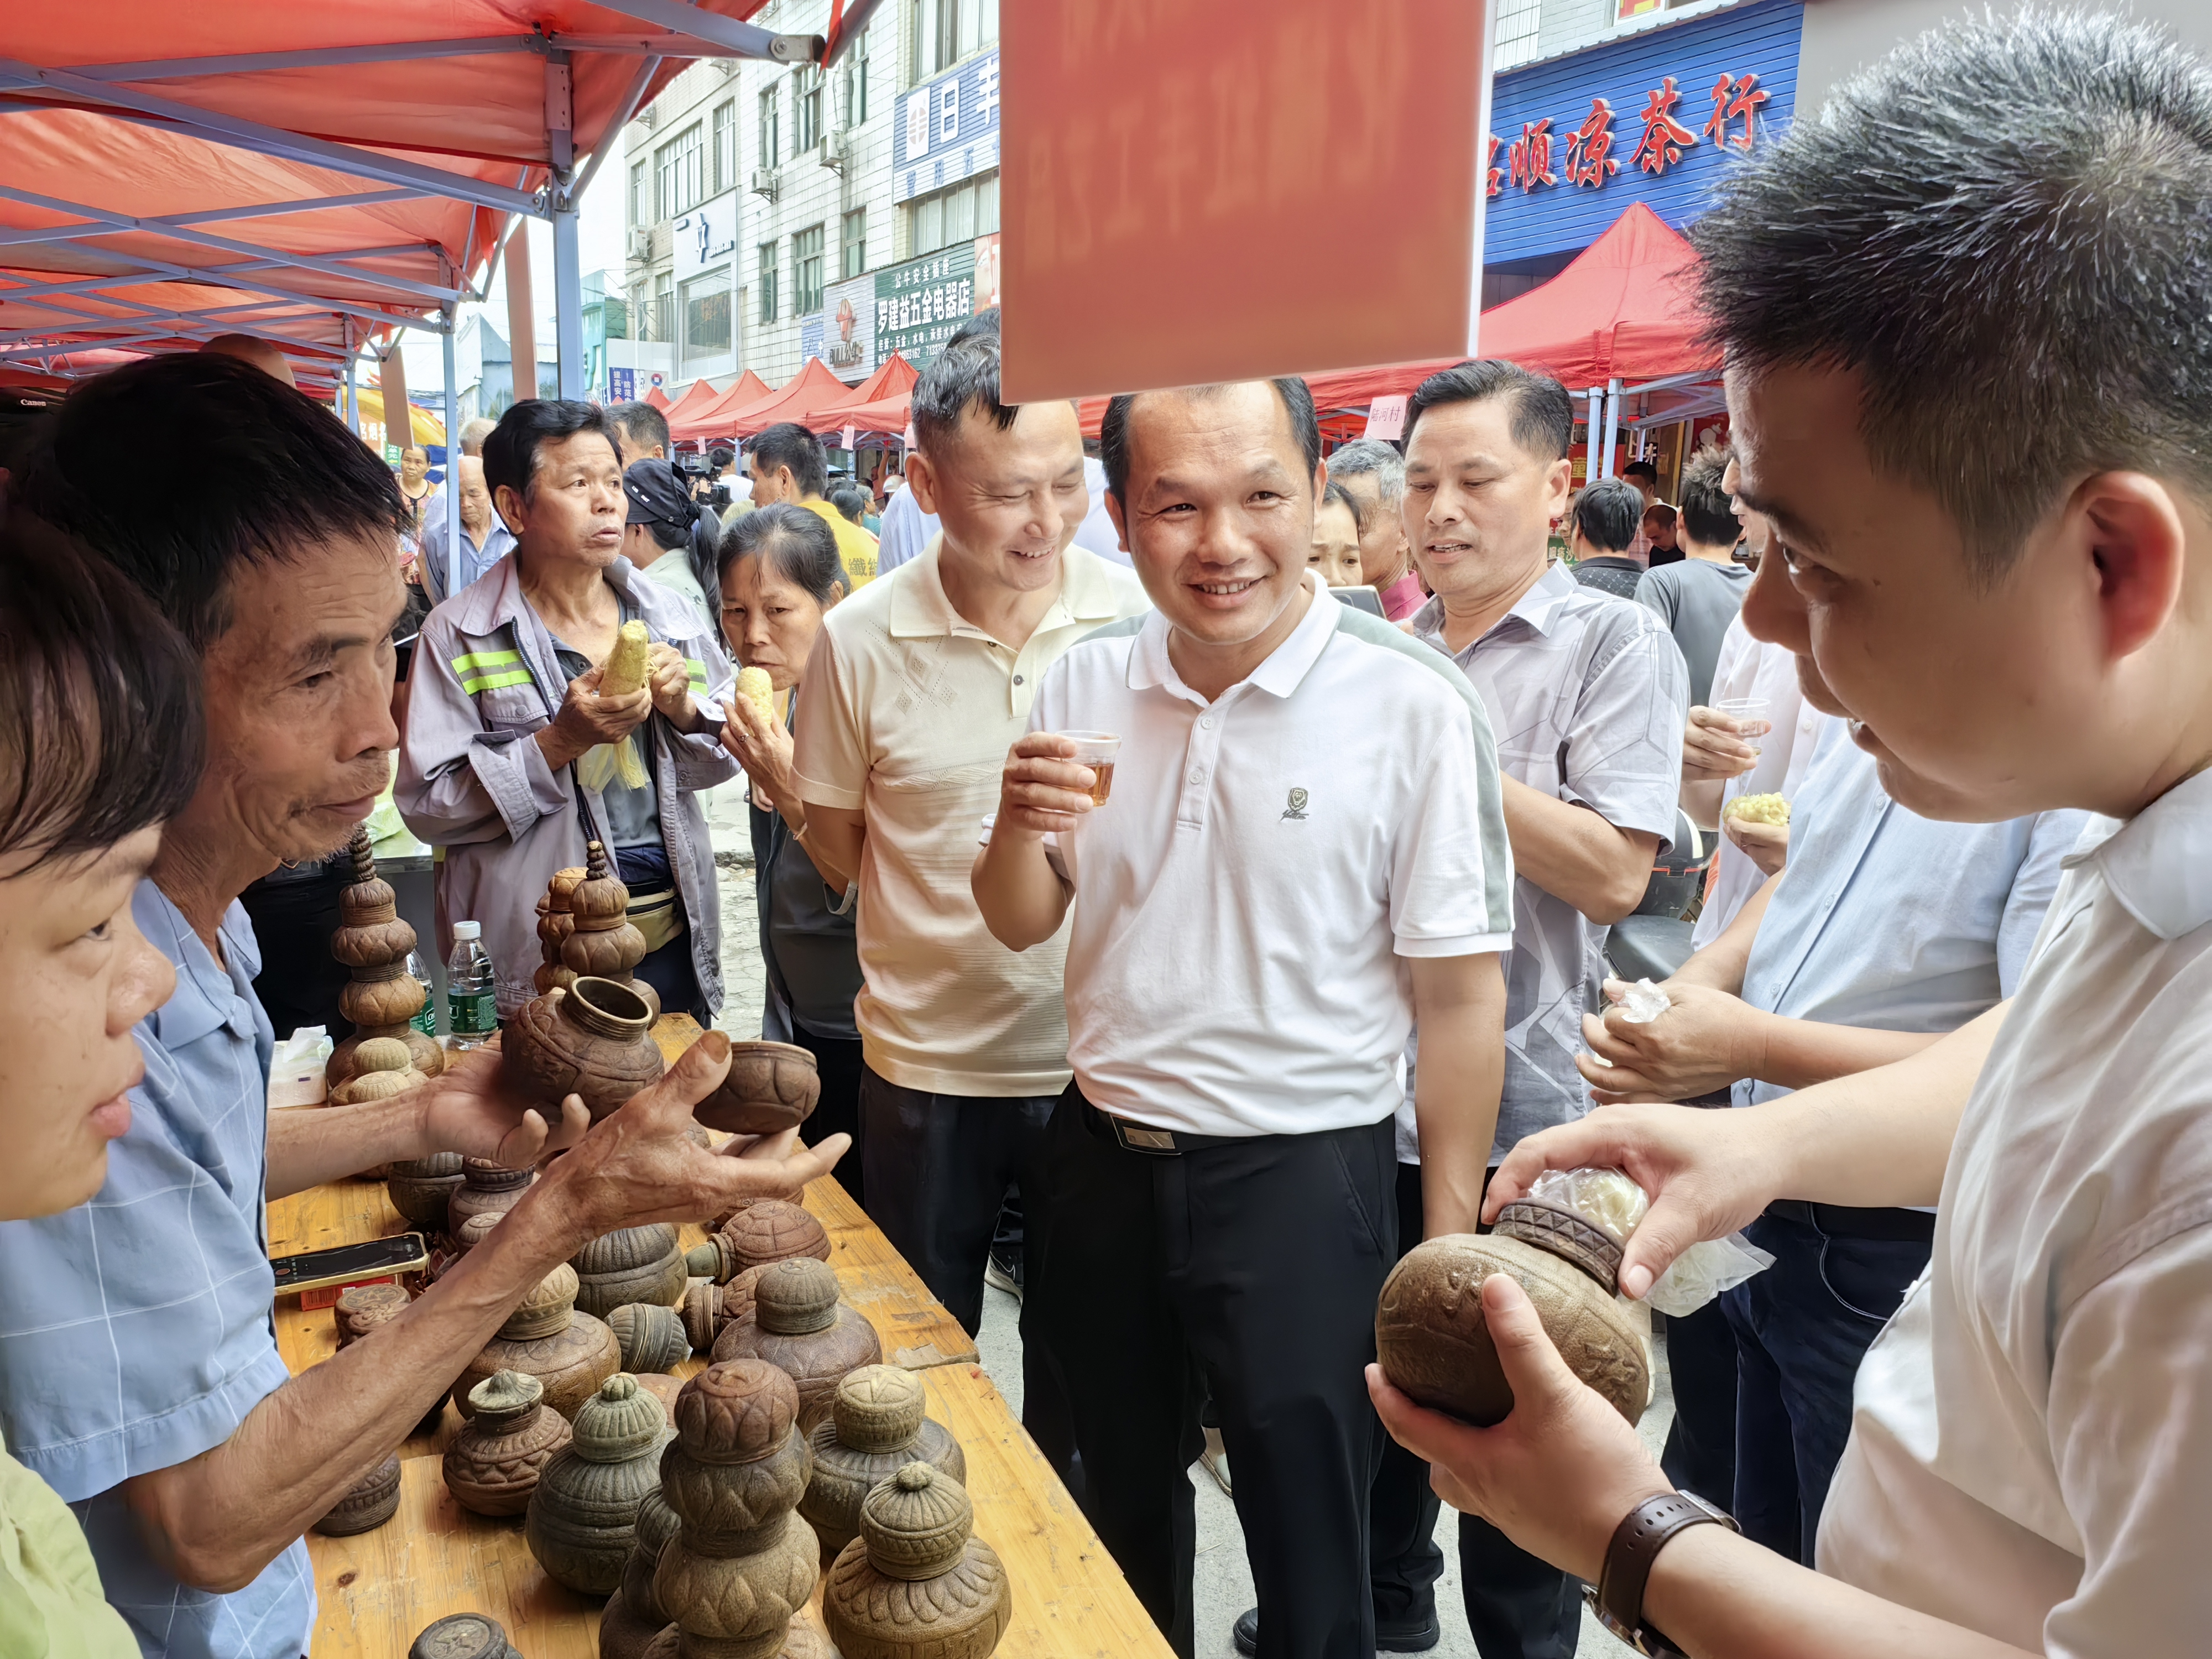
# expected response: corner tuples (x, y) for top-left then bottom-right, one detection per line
(409, 1613), (510, 1659)
(389, 1151), (464, 1178)
(573, 1373), (666, 1460)
(859, 1463), (974, 1579)
(466, 1369), (545, 1428)
(1493, 1199), (1623, 1291)
(353, 1037), (414, 1074)
(499, 1261), (578, 1339)
(456, 1212), (502, 1251)
(573, 1223), (681, 1276)
(724, 1198), (827, 1267)
(832, 1366), (925, 1452)
(570, 841), (630, 926)
(461, 1157), (533, 1190)
(675, 1358), (797, 1462)
(755, 1257), (839, 1335)
(336, 1282), (408, 1322)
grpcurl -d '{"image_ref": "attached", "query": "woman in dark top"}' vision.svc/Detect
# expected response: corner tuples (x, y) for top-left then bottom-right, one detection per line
(714, 505), (866, 1207)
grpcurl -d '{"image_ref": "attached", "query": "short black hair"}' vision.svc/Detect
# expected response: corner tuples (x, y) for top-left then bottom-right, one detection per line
(1099, 379), (1321, 503)
(910, 310), (1017, 458)
(13, 354), (410, 650)
(609, 400), (671, 459)
(1573, 477), (1643, 554)
(718, 502), (847, 609)
(1623, 460), (1659, 485)
(749, 421), (828, 498)
(483, 399), (623, 507)
(1693, 8), (2212, 577)
(828, 486), (869, 524)
(1404, 359), (1573, 461)
(0, 517), (204, 869)
(1676, 447), (1739, 549)
(1319, 478), (1365, 538)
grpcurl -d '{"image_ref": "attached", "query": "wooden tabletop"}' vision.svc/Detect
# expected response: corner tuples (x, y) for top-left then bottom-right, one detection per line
(271, 1016), (1169, 1658)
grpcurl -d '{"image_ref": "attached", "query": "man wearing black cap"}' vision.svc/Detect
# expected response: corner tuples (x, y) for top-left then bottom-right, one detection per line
(622, 458), (716, 628)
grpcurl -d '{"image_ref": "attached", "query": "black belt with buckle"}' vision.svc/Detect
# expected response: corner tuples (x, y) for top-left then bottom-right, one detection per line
(1079, 1101), (1243, 1156)
(1762, 1199), (1936, 1245)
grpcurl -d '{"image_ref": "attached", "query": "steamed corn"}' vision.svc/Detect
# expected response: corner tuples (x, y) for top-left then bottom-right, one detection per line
(600, 620), (652, 696)
(1725, 792), (1791, 826)
(735, 666), (775, 723)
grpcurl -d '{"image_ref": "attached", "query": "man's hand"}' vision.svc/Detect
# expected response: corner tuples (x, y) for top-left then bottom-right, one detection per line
(1577, 978), (1765, 1103)
(421, 1046), (592, 1167)
(1683, 705), (1764, 783)
(1723, 813), (1790, 877)
(996, 732), (1097, 838)
(1368, 1275), (1671, 1584)
(539, 663), (652, 771)
(646, 642), (697, 727)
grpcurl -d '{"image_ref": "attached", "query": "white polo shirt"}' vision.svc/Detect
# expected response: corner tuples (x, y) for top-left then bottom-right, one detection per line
(1818, 768), (2212, 1656)
(1021, 574), (1514, 1139)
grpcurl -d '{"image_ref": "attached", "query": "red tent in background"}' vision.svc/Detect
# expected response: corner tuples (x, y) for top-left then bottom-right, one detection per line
(688, 357), (852, 442)
(644, 385), (674, 412)
(826, 388), (912, 437)
(669, 368), (774, 442)
(661, 377), (725, 427)
(810, 353), (919, 434)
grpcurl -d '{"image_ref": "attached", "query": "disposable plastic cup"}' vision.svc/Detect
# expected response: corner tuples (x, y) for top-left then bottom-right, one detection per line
(1058, 731), (1122, 804)
(1713, 697), (1772, 756)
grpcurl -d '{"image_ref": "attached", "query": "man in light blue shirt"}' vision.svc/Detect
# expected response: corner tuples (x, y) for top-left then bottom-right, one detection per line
(1577, 718), (2084, 1567)
(417, 455), (517, 606)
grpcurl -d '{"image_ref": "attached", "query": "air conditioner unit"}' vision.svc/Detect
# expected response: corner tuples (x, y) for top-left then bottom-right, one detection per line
(750, 167), (780, 201)
(820, 130), (852, 173)
(626, 226), (651, 259)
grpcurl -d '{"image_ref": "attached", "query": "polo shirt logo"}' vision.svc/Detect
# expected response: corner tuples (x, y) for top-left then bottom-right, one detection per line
(1282, 787), (1310, 821)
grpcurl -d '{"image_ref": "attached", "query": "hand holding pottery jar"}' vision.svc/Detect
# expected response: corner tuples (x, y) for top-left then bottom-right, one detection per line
(420, 1042), (594, 1168)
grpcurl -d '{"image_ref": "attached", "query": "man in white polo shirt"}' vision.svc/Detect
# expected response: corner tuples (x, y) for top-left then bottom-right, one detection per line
(791, 314), (1148, 1468)
(974, 378), (1513, 1659)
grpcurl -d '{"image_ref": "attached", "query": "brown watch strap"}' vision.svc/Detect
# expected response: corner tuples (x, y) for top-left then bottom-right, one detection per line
(1598, 1493), (1728, 1641)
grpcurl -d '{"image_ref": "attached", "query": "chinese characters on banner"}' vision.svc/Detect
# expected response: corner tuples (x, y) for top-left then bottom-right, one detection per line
(874, 241), (978, 368)
(1488, 69), (1770, 196)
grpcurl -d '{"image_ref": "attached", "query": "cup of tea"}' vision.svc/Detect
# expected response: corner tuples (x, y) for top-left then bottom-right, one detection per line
(1058, 731), (1122, 805)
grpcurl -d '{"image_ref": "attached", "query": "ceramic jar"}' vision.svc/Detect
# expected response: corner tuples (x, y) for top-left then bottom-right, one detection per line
(326, 827), (443, 1085)
(334, 1282), (409, 1348)
(526, 1373), (671, 1595)
(573, 1223), (687, 1319)
(1374, 1201), (1650, 1428)
(409, 1614), (523, 1659)
(453, 1261), (621, 1422)
(560, 841), (657, 1020)
(712, 1258), (882, 1432)
(387, 1151), (466, 1231)
(599, 1489), (685, 1659)
(533, 865), (585, 999)
(330, 1036), (427, 1106)
(685, 1199), (830, 1285)
(696, 1041), (821, 1136)
(313, 1452), (403, 1536)
(681, 1263), (771, 1356)
(823, 1464), (1011, 1659)
(502, 977), (666, 1122)
(801, 1366), (966, 1562)
(448, 1159), (534, 1236)
(610, 1301), (693, 1375)
(443, 1369), (574, 1517)
(651, 1359), (820, 1659)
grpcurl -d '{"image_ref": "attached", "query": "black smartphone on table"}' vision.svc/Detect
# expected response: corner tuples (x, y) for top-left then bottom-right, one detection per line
(270, 1233), (430, 1296)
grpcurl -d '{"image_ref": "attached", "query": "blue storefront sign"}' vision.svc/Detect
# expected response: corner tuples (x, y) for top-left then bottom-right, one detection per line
(894, 51), (1000, 205)
(1485, 0), (1804, 266)
(608, 366), (636, 403)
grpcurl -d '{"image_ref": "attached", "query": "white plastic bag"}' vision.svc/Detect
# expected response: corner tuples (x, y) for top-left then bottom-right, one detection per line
(1614, 978), (1672, 1024)
(1526, 1164), (1774, 1316)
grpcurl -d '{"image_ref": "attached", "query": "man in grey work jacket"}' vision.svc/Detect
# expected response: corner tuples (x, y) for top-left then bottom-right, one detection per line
(399, 399), (737, 1021)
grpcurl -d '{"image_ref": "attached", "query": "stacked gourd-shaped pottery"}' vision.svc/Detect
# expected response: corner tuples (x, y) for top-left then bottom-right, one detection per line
(313, 1452), (403, 1536)
(562, 841), (658, 1022)
(330, 1036), (429, 1106)
(823, 1464), (1011, 1659)
(600, 1489), (685, 1659)
(650, 1359), (820, 1659)
(697, 1041), (822, 1136)
(454, 1261), (620, 1422)
(712, 1258), (882, 1432)
(535, 865), (586, 998)
(1374, 1197), (1650, 1428)
(387, 1151), (466, 1232)
(326, 826), (443, 1087)
(449, 1159), (534, 1237)
(573, 1224), (688, 1319)
(801, 1366), (965, 1562)
(411, 1614), (524, 1659)
(444, 1369), (575, 1517)
(502, 975), (666, 1124)
(528, 1373), (670, 1595)
(611, 1302), (693, 1375)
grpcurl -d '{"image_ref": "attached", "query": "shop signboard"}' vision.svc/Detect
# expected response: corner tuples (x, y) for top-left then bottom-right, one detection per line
(609, 366), (637, 403)
(874, 241), (977, 369)
(672, 194), (739, 281)
(894, 51), (1000, 206)
(799, 273), (880, 382)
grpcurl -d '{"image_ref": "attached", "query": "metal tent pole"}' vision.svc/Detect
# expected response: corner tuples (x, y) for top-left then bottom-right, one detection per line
(546, 55), (585, 399)
(344, 351), (359, 434)
(443, 320), (461, 604)
(1600, 376), (1622, 479)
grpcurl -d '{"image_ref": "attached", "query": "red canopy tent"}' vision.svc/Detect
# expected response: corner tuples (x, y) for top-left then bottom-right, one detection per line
(660, 374), (725, 426)
(643, 384), (673, 411)
(681, 356), (851, 442)
(808, 352), (917, 435)
(667, 366), (773, 442)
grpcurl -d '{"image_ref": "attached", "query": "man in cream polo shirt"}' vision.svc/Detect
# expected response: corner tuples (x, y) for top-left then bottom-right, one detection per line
(791, 312), (1147, 1415)
(974, 377), (1512, 1659)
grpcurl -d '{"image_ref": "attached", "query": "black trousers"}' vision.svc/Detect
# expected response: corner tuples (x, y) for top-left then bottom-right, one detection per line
(239, 861), (354, 1042)
(1029, 1093), (1396, 1659)
(790, 1029), (866, 1213)
(1369, 1162), (1584, 1659)
(1657, 1303), (1739, 1508)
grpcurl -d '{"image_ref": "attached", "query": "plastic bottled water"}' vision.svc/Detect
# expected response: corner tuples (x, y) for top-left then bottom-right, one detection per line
(445, 921), (497, 1051)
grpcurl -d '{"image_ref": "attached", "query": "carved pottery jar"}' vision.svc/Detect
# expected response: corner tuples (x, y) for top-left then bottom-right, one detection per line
(448, 1159), (534, 1236)
(454, 1261), (620, 1422)
(712, 1258), (881, 1432)
(1374, 1200), (1650, 1428)
(526, 1373), (671, 1595)
(611, 1300), (694, 1374)
(535, 865), (586, 998)
(651, 1359), (820, 1659)
(801, 1366), (964, 1563)
(503, 977), (666, 1122)
(444, 1369), (574, 1517)
(599, 1488), (685, 1659)
(387, 1150), (466, 1231)
(682, 1264), (769, 1355)
(330, 1036), (427, 1106)
(561, 841), (658, 1020)
(410, 1614), (523, 1659)
(334, 1282), (410, 1349)
(312, 1451), (403, 1536)
(696, 1040), (821, 1137)
(573, 1223), (688, 1319)
(686, 1199), (830, 1285)
(823, 1464), (1011, 1659)
(326, 826), (444, 1085)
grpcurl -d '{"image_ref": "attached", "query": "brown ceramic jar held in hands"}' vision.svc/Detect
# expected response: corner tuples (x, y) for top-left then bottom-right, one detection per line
(444, 1370), (575, 1517)
(712, 1258), (882, 1432)
(573, 1223), (687, 1319)
(312, 1451), (403, 1536)
(326, 827), (443, 1086)
(611, 1301), (693, 1375)
(503, 976), (666, 1123)
(453, 1261), (621, 1422)
(823, 1464), (1012, 1659)
(801, 1366), (966, 1562)
(685, 1199), (830, 1285)
(1374, 1198), (1651, 1428)
(599, 1489), (684, 1659)
(527, 1373), (671, 1595)
(696, 1040), (821, 1137)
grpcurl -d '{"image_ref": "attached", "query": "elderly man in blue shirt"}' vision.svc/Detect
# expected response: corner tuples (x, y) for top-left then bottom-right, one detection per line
(1577, 718), (2085, 1567)
(0, 356), (844, 1659)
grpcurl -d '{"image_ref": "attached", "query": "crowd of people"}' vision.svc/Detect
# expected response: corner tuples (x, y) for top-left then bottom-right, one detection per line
(0, 10), (2205, 1659)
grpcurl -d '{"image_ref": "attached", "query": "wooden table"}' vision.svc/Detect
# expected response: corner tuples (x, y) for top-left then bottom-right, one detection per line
(270, 1017), (1170, 1659)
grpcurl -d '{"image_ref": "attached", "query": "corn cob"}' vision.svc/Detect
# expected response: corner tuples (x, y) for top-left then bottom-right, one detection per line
(600, 620), (652, 696)
(735, 666), (775, 723)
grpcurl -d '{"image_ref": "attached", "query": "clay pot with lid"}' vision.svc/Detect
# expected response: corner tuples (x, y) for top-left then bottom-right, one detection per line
(1374, 1199), (1650, 1429)
(534, 865), (586, 998)
(385, 1150), (465, 1230)
(443, 1369), (574, 1516)
(686, 1199), (830, 1285)
(313, 1451), (403, 1536)
(801, 1365), (966, 1562)
(696, 1040), (822, 1137)
(572, 1223), (687, 1319)
(526, 1372), (671, 1595)
(448, 1158), (534, 1236)
(611, 1300), (693, 1374)
(561, 841), (659, 1021)
(599, 1488), (685, 1659)
(823, 1463), (1011, 1659)
(330, 1036), (429, 1107)
(333, 1282), (410, 1349)
(712, 1257), (882, 1431)
(326, 828), (444, 1086)
(409, 1614), (523, 1659)
(651, 1359), (821, 1659)
(501, 976), (665, 1123)
(453, 1261), (620, 1422)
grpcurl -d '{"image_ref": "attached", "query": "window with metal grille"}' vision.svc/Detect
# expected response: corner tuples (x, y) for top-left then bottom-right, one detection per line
(795, 68), (822, 152)
(711, 101), (735, 195)
(758, 242), (779, 322)
(841, 208), (867, 279)
(655, 123), (704, 218)
(758, 84), (781, 169)
(629, 160), (648, 226)
(794, 223), (826, 314)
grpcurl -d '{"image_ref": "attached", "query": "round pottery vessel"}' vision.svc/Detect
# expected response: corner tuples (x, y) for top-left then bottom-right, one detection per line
(448, 1159), (534, 1236)
(444, 1369), (573, 1517)
(330, 1019), (444, 1087)
(526, 1373), (671, 1595)
(823, 1464), (1011, 1659)
(697, 1040), (821, 1136)
(687, 1199), (830, 1284)
(573, 1223), (687, 1319)
(313, 1452), (403, 1536)
(454, 1261), (621, 1422)
(387, 1151), (466, 1230)
(334, 1282), (409, 1348)
(599, 1490), (685, 1659)
(611, 1300), (693, 1374)
(409, 1613), (523, 1659)
(712, 1258), (881, 1433)
(802, 1366), (966, 1562)
(502, 977), (665, 1121)
(1374, 1206), (1649, 1430)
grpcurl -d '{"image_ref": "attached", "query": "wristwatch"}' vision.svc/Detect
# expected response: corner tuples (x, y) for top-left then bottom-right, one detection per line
(1585, 1491), (1741, 1657)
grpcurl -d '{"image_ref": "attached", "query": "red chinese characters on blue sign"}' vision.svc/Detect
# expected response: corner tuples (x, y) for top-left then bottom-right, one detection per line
(1563, 98), (1620, 189)
(1494, 67), (1767, 194)
(1509, 119), (1558, 190)
(1704, 71), (1770, 151)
